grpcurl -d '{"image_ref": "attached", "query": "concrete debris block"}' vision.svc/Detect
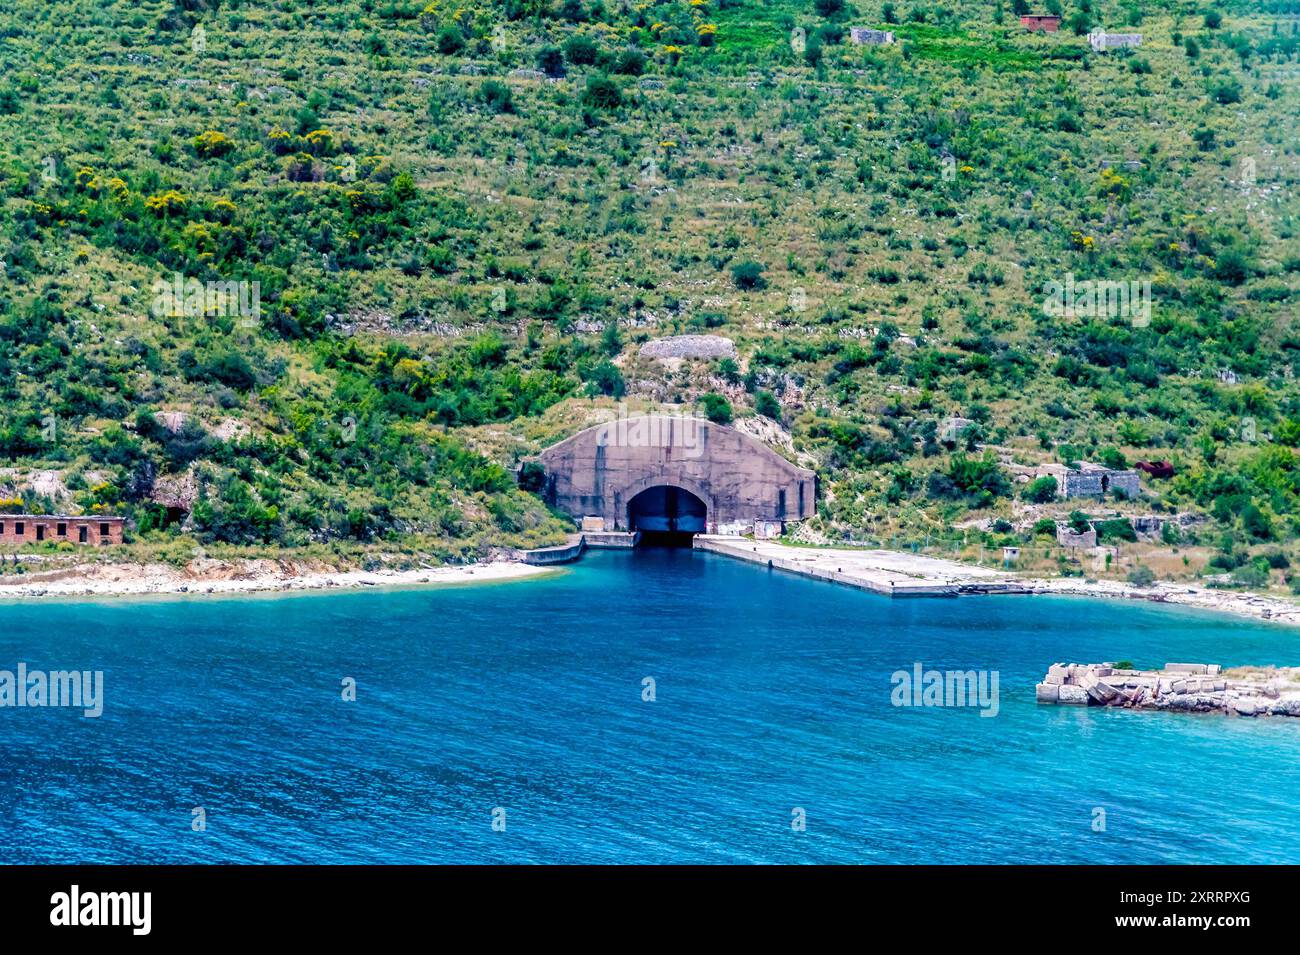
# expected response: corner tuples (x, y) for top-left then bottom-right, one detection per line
(1057, 685), (1090, 705)
(1085, 681), (1119, 704)
(1232, 699), (1260, 717)
(1042, 661), (1300, 718)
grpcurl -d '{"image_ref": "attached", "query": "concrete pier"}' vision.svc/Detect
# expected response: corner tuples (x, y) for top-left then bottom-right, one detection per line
(692, 535), (1022, 597)
(582, 531), (641, 548)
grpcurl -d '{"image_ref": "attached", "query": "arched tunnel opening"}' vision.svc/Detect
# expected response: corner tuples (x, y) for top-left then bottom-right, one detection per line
(627, 485), (707, 546)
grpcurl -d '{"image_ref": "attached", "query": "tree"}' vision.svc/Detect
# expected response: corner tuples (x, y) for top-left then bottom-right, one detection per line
(731, 260), (767, 290)
(1023, 476), (1058, 503)
(537, 44), (566, 77)
(582, 360), (625, 398)
(581, 73), (622, 110)
(814, 0), (844, 17)
(1100, 447), (1127, 470)
(600, 318), (622, 356)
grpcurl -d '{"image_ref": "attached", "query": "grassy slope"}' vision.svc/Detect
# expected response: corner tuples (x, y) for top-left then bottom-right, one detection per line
(0, 0), (1297, 584)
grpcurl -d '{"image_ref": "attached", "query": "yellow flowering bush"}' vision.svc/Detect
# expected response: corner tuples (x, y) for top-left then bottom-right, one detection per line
(144, 190), (188, 216)
(192, 130), (235, 158)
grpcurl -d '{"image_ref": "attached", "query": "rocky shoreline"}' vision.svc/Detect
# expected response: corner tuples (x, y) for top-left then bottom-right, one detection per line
(695, 536), (1300, 627)
(2, 542), (1300, 633)
(1024, 577), (1300, 627)
(1038, 661), (1300, 718)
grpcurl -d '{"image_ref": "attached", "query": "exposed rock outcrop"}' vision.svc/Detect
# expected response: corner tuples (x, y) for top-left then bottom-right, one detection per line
(639, 335), (737, 360)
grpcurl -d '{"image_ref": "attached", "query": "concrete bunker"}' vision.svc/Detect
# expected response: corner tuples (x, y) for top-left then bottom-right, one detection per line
(627, 484), (708, 538)
(532, 414), (815, 541)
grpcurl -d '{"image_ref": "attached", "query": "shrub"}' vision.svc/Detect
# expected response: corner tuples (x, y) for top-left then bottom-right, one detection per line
(436, 27), (465, 55)
(612, 47), (647, 75)
(1230, 560), (1270, 589)
(731, 260), (767, 290)
(565, 34), (599, 65)
(1127, 565), (1156, 587)
(1095, 518), (1137, 543)
(480, 80), (514, 114)
(517, 460), (546, 493)
(1211, 79), (1242, 105)
(581, 74), (622, 109)
(191, 130), (234, 157)
(929, 454), (1012, 507)
(698, 392), (733, 424)
(755, 391), (781, 420)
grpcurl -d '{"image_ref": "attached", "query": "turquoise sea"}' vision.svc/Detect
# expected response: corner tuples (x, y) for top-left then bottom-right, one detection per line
(1, 547), (1298, 863)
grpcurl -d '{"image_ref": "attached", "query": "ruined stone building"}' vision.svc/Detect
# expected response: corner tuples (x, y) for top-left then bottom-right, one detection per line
(849, 28), (895, 45)
(1056, 525), (1097, 549)
(1088, 31), (1143, 51)
(1017, 462), (1141, 500)
(1060, 464), (1140, 499)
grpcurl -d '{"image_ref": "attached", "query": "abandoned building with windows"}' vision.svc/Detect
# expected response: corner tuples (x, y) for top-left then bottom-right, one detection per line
(0, 515), (125, 546)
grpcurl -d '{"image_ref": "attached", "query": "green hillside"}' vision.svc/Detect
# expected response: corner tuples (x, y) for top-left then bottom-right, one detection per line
(0, 0), (1298, 583)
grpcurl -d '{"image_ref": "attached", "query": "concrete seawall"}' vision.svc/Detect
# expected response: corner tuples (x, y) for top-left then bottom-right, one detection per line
(519, 531), (641, 565)
(520, 537), (585, 566)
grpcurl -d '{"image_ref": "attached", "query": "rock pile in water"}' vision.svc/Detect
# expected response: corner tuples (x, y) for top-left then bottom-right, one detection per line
(1037, 662), (1300, 717)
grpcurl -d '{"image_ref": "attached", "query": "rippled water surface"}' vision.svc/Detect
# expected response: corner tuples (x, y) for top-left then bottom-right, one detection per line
(2, 548), (1298, 863)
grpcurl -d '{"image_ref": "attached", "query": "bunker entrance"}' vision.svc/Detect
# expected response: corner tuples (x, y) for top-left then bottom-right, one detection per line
(627, 485), (706, 546)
